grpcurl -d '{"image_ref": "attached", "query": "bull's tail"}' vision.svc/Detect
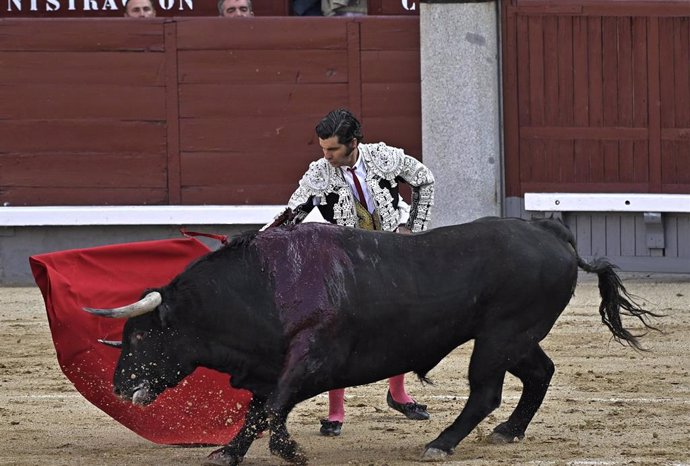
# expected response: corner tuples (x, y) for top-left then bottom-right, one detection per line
(577, 256), (661, 351)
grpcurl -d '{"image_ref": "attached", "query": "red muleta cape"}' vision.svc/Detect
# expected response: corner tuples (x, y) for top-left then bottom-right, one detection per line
(29, 236), (252, 445)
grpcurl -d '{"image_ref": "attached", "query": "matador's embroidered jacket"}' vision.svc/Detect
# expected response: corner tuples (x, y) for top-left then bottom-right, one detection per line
(287, 142), (435, 232)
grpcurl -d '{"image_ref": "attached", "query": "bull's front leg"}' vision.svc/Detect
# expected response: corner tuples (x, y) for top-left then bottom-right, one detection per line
(267, 407), (307, 464)
(266, 333), (314, 465)
(206, 395), (268, 466)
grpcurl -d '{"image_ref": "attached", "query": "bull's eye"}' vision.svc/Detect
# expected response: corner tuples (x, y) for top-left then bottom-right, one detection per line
(131, 331), (147, 344)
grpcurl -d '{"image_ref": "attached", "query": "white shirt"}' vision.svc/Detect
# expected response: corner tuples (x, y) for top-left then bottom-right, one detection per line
(340, 154), (374, 214)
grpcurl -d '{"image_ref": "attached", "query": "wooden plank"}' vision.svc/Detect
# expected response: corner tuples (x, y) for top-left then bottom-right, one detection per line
(0, 120), (166, 153)
(648, 18), (662, 192)
(179, 83), (348, 118)
(0, 187), (167, 206)
(661, 128), (690, 140)
(587, 16), (603, 126)
(633, 140), (649, 183)
(603, 140), (619, 182)
(520, 139), (534, 186)
(675, 140), (690, 185)
(360, 50), (420, 83)
(544, 140), (560, 183)
(361, 83), (420, 117)
(601, 16), (619, 126)
(180, 116), (317, 152)
(347, 21), (362, 118)
(0, 51), (166, 85)
(673, 17), (690, 127)
(619, 140), (635, 183)
(178, 50), (349, 84)
(165, 21), (181, 205)
(359, 17), (420, 51)
(181, 185), (298, 206)
(361, 116), (422, 158)
(573, 16), (589, 126)
(632, 17), (648, 127)
(543, 16), (559, 125)
(661, 140), (679, 185)
(180, 152), (313, 187)
(617, 17), (633, 127)
(659, 18), (676, 129)
(175, 17), (347, 50)
(528, 16), (545, 125)
(573, 139), (593, 182)
(585, 139), (600, 184)
(523, 139), (546, 182)
(0, 84), (165, 119)
(0, 153), (166, 188)
(521, 181), (651, 193)
(663, 183), (690, 194)
(515, 1), (690, 17)
(520, 126), (646, 139)
(557, 16), (574, 126)
(661, 137), (690, 195)
(558, 140), (575, 183)
(0, 20), (165, 51)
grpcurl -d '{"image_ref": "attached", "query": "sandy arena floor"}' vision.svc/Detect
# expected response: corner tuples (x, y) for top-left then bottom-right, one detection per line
(1, 275), (689, 465)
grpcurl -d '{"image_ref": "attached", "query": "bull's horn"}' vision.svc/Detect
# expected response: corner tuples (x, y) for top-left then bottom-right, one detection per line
(83, 291), (162, 319)
(97, 339), (123, 348)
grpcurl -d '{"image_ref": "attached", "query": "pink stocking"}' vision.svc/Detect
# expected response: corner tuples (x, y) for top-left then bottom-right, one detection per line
(327, 388), (345, 422)
(388, 374), (414, 404)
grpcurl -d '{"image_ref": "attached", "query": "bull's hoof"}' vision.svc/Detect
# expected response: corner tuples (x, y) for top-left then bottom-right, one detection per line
(269, 438), (308, 465)
(487, 431), (524, 444)
(421, 447), (449, 462)
(205, 448), (243, 466)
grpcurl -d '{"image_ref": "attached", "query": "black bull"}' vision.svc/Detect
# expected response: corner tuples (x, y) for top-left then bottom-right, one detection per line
(84, 217), (657, 465)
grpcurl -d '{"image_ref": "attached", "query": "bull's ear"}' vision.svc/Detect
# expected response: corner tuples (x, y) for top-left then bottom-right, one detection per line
(158, 302), (174, 328)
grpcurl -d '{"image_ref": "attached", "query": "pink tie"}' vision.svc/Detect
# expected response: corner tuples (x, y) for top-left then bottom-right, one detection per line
(347, 167), (368, 212)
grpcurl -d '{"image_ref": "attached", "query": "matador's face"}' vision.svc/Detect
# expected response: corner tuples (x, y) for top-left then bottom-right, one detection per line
(319, 136), (358, 168)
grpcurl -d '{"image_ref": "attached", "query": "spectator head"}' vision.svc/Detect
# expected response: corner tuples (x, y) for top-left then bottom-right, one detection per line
(124, 0), (156, 18)
(218, 0), (254, 17)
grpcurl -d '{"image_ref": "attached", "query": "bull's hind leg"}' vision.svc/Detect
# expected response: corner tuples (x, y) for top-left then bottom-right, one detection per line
(489, 344), (554, 444)
(206, 396), (269, 466)
(423, 338), (508, 459)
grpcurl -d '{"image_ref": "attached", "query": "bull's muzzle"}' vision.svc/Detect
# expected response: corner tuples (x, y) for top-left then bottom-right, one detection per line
(115, 381), (155, 406)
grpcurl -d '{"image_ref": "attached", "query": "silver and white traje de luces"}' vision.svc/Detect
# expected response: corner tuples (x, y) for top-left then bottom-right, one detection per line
(288, 143), (435, 232)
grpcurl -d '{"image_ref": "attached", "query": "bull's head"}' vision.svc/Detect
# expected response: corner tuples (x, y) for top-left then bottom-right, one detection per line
(83, 291), (197, 406)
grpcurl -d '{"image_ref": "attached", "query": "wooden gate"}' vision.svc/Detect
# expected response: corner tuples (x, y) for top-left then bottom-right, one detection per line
(502, 0), (690, 198)
(501, 0), (690, 272)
